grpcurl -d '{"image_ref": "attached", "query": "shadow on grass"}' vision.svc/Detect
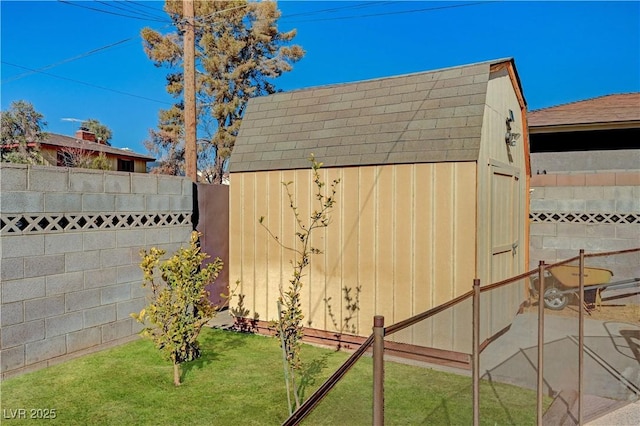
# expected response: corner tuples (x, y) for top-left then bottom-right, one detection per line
(181, 329), (250, 380)
(420, 381), (521, 425)
(420, 382), (466, 424)
(418, 376), (535, 425)
(485, 372), (517, 425)
(298, 353), (330, 402)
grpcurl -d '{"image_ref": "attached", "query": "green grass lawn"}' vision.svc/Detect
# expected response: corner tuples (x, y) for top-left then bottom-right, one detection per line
(1, 328), (541, 425)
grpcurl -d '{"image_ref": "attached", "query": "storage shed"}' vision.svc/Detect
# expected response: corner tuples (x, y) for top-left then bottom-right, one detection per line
(229, 58), (530, 356)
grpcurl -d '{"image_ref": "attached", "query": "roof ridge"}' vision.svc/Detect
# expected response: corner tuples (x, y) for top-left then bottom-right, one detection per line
(271, 57), (513, 95)
(529, 92), (640, 113)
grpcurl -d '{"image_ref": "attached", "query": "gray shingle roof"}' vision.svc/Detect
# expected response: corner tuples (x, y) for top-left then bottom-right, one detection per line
(231, 58), (511, 172)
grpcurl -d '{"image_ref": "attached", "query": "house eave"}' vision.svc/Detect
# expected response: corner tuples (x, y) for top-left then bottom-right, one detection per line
(529, 120), (640, 134)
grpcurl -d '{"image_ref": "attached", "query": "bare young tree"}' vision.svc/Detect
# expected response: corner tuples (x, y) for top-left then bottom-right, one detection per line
(57, 144), (111, 170)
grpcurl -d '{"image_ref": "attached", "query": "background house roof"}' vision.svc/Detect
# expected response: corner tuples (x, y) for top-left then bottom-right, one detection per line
(231, 58), (517, 172)
(44, 133), (155, 161)
(528, 93), (640, 129)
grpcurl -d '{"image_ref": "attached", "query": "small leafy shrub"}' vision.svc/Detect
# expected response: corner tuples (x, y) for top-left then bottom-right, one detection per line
(229, 293), (260, 333)
(3, 149), (45, 165)
(132, 231), (223, 386)
(90, 152), (111, 170)
(225, 280), (260, 333)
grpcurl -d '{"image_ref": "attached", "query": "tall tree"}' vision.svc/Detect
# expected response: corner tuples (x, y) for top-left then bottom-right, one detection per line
(0, 100), (47, 164)
(142, 0), (304, 183)
(81, 118), (113, 145)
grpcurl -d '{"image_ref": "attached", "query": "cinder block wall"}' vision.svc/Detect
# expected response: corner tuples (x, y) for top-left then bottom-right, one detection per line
(0, 164), (193, 379)
(529, 170), (640, 278)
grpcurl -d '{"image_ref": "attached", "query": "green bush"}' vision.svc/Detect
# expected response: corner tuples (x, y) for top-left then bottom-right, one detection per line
(133, 231), (223, 385)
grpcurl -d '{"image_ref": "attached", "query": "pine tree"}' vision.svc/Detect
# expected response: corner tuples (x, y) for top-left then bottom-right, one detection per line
(81, 118), (113, 145)
(142, 0), (304, 182)
(0, 100), (47, 164)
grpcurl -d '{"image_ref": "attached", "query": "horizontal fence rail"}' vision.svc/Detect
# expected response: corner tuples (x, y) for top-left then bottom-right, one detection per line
(282, 335), (374, 426)
(282, 247), (640, 425)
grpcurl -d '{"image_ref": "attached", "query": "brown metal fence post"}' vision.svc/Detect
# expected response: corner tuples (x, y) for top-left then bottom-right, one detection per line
(578, 249), (585, 425)
(373, 315), (385, 426)
(537, 260), (545, 426)
(472, 279), (481, 426)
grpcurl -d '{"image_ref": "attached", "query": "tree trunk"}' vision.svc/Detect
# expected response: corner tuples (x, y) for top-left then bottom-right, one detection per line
(210, 153), (226, 184)
(173, 363), (181, 386)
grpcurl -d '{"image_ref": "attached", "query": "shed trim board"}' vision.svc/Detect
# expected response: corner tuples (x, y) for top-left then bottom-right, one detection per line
(229, 58), (530, 352)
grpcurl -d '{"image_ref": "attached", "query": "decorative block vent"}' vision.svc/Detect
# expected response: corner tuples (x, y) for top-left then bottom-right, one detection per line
(530, 212), (640, 224)
(0, 212), (192, 235)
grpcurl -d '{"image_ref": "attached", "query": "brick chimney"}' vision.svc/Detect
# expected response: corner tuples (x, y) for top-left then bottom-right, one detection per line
(75, 128), (96, 142)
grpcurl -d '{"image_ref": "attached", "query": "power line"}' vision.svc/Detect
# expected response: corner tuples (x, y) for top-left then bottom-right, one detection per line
(0, 3), (248, 88)
(57, 0), (171, 23)
(283, 1), (394, 19)
(124, 0), (166, 14)
(3, 1), (500, 105)
(1, 61), (173, 106)
(280, 1), (499, 23)
(1, 38), (135, 84)
(95, 0), (168, 21)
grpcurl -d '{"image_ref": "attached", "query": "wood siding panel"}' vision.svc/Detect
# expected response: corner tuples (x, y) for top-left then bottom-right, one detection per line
(454, 163), (477, 294)
(254, 173), (269, 319)
(341, 167), (361, 334)
(375, 166), (395, 326)
(279, 170), (299, 323)
(230, 162), (478, 351)
(293, 169), (313, 327)
(433, 163), (455, 305)
(266, 171), (283, 324)
(241, 174), (258, 315)
(322, 168), (343, 333)
(412, 165), (434, 346)
(357, 166), (377, 332)
(452, 163), (477, 353)
(393, 164), (414, 344)
(307, 169), (326, 330)
(230, 172), (244, 301)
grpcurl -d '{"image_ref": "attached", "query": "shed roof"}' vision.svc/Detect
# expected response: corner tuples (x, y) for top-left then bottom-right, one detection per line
(231, 58), (518, 172)
(528, 93), (640, 130)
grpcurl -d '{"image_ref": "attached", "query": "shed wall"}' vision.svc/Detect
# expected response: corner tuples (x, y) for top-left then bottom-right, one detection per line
(475, 67), (529, 336)
(478, 67), (528, 279)
(230, 162), (477, 351)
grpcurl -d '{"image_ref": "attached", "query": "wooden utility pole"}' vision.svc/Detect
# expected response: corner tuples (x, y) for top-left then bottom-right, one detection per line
(183, 0), (197, 181)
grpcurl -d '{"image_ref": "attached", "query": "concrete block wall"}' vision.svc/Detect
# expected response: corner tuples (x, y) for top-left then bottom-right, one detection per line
(0, 164), (193, 379)
(529, 171), (640, 278)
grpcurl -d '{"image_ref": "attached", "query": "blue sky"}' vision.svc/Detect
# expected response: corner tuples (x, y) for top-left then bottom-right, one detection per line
(1, 1), (639, 155)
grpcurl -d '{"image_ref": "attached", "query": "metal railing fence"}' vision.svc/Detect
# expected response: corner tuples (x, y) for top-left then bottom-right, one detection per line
(283, 247), (640, 425)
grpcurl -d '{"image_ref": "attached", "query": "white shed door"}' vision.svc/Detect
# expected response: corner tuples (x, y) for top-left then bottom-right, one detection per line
(490, 165), (520, 282)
